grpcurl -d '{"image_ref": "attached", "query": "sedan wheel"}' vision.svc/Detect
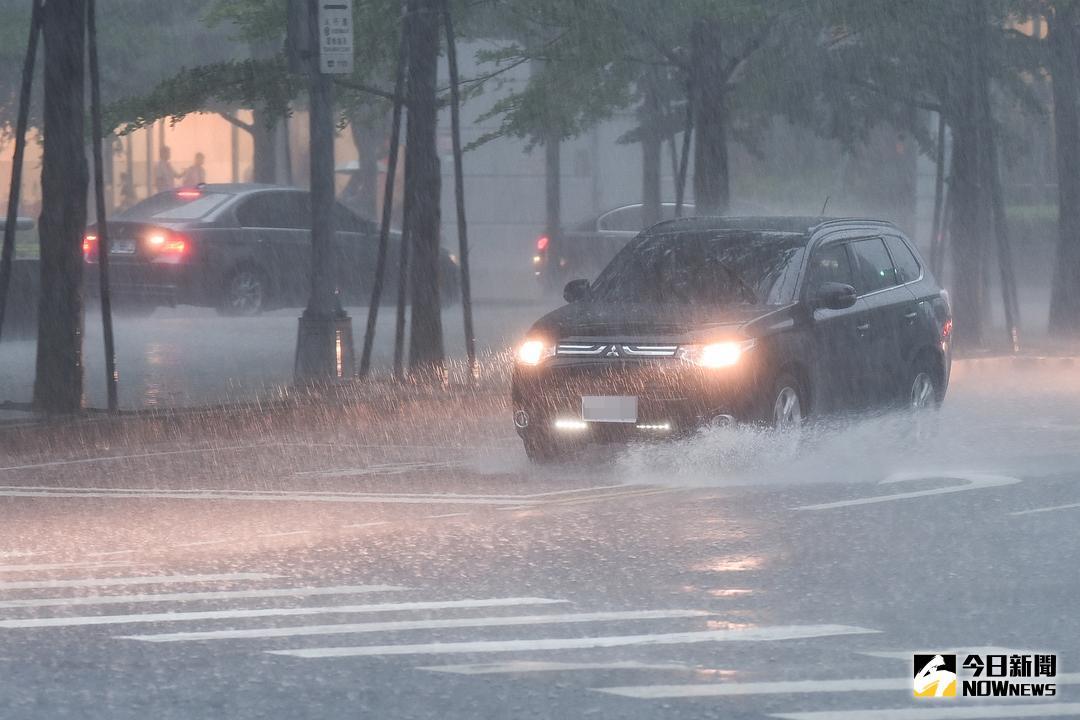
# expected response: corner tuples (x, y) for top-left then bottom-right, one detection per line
(221, 269), (265, 316)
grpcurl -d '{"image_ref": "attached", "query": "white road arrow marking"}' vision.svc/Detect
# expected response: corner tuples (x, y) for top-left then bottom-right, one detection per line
(795, 472), (1021, 511)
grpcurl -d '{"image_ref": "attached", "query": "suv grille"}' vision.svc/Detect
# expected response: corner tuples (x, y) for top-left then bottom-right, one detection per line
(556, 343), (678, 358)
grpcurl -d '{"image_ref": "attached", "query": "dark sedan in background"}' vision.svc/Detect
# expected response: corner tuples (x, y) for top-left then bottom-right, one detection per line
(85, 184), (459, 315)
(513, 216), (952, 462)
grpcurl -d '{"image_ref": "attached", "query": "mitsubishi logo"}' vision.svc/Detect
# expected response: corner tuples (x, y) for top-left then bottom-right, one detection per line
(605, 345), (621, 357)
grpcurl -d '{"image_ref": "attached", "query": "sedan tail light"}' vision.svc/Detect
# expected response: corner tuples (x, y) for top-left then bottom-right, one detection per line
(83, 234), (98, 262)
(536, 235), (549, 252)
(145, 230), (189, 257)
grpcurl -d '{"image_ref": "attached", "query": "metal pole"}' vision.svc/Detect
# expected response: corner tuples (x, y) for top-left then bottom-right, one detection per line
(359, 0), (408, 378)
(442, 0), (475, 378)
(87, 0), (118, 412)
(0, 0), (42, 343)
(294, 0), (354, 383)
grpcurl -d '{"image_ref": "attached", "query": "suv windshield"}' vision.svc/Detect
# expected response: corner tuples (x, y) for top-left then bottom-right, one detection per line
(116, 191), (232, 221)
(589, 230), (805, 306)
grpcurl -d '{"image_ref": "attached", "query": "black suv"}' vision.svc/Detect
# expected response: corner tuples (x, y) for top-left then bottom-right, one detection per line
(511, 217), (952, 462)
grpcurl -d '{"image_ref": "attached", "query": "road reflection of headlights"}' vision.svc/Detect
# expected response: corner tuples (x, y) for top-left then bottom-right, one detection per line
(516, 339), (555, 366)
(679, 339), (756, 368)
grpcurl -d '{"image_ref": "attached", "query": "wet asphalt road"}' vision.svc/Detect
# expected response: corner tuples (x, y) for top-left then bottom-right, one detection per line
(0, 361), (1078, 719)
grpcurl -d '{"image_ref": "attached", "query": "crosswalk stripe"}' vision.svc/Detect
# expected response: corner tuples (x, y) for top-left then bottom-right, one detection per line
(268, 624), (879, 659)
(118, 609), (710, 643)
(0, 584), (406, 610)
(422, 660), (699, 675)
(771, 703), (1080, 720)
(0, 572), (278, 592)
(598, 673), (1080, 699)
(0, 597), (565, 629)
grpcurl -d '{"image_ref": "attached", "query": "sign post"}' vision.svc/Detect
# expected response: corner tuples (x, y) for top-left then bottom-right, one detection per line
(294, 0), (355, 384)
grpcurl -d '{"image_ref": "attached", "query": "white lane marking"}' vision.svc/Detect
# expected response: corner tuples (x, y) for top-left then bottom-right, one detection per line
(0, 488), (531, 505)
(0, 572), (277, 591)
(0, 483), (633, 501)
(422, 660), (698, 675)
(601, 678), (903, 698)
(84, 550), (136, 557)
(599, 673), (1080, 699)
(173, 538), (236, 548)
(0, 551), (46, 559)
(0, 560), (129, 573)
(1011, 502), (1080, 516)
(795, 473), (1021, 511)
(269, 624), (879, 659)
(425, 513), (468, 519)
(295, 460), (466, 478)
(257, 531), (312, 538)
(859, 647), (1030, 661)
(0, 597), (565, 629)
(120, 609), (711, 643)
(771, 703), (1080, 720)
(0, 445), (262, 472)
(0, 584), (406, 609)
(342, 522), (390, 529)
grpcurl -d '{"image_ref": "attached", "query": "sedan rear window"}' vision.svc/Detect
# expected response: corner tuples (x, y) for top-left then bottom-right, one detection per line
(590, 230), (805, 306)
(116, 191), (232, 221)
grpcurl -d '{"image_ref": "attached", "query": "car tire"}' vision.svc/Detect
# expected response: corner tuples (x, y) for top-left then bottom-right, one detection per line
(522, 431), (568, 464)
(761, 371), (806, 430)
(218, 267), (267, 317)
(908, 353), (942, 411)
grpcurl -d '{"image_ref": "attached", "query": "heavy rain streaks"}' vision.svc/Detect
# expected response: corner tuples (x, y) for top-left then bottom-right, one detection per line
(2, 1), (1080, 720)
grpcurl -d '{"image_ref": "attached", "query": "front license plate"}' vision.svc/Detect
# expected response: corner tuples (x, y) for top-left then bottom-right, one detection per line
(581, 395), (637, 423)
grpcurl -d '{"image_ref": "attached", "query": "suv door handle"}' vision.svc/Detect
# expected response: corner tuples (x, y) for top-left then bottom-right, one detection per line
(856, 321), (871, 335)
(903, 310), (918, 322)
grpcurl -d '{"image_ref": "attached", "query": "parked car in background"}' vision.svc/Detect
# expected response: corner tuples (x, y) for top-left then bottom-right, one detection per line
(512, 216), (952, 462)
(84, 184), (459, 316)
(533, 201), (773, 293)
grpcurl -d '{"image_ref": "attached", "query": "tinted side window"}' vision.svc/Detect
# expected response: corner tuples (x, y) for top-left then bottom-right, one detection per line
(806, 242), (854, 292)
(236, 192), (311, 230)
(333, 203), (375, 234)
(849, 237), (898, 294)
(885, 235), (922, 283)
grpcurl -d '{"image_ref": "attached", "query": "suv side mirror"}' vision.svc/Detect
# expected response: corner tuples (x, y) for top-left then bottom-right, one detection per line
(563, 279), (591, 303)
(814, 282), (857, 310)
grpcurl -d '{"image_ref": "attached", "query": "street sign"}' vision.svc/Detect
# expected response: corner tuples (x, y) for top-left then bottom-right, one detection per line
(318, 0), (354, 75)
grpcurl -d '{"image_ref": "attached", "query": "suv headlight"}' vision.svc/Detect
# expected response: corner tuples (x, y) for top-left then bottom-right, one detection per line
(516, 339), (555, 366)
(678, 339), (755, 368)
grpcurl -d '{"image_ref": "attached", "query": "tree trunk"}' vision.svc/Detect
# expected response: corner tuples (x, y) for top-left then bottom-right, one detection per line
(250, 108), (278, 184)
(640, 69), (663, 228)
(946, 5), (991, 349)
(34, 0), (88, 413)
(405, 0), (444, 375)
(1049, 7), (1080, 335)
(690, 17), (729, 215)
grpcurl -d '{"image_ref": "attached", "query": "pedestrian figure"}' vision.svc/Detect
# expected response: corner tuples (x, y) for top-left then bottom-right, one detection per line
(182, 152), (207, 187)
(118, 171), (137, 210)
(154, 145), (180, 193)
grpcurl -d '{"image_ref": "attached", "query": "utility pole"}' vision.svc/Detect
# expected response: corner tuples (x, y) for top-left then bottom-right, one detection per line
(292, 0), (355, 383)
